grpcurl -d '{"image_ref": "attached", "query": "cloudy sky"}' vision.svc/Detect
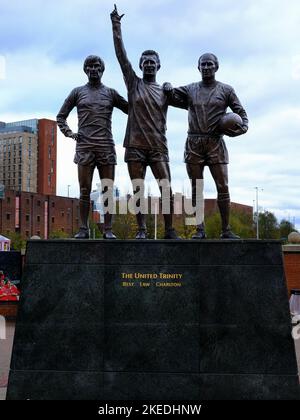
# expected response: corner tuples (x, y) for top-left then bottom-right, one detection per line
(0, 0), (300, 228)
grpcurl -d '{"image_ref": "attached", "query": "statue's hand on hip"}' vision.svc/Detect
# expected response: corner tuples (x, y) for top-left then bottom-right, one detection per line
(70, 132), (80, 142)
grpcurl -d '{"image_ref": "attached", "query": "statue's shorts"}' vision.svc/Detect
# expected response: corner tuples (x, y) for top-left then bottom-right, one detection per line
(184, 135), (229, 165)
(125, 147), (169, 164)
(74, 147), (117, 167)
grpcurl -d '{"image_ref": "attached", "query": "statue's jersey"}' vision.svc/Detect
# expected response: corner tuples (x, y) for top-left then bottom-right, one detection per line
(57, 83), (128, 151)
(123, 71), (169, 153)
(172, 81), (248, 135)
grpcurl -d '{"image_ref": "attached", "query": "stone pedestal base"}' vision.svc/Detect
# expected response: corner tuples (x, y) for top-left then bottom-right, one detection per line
(7, 240), (300, 400)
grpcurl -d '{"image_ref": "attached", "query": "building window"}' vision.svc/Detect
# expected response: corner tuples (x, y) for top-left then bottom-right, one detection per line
(52, 217), (55, 223)
(26, 215), (30, 222)
(26, 231), (29, 237)
(37, 215), (40, 223)
(51, 128), (55, 145)
(7, 197), (10, 204)
(26, 198), (30, 205)
(37, 231), (41, 236)
(37, 200), (41, 207)
(48, 174), (51, 186)
(6, 213), (10, 220)
(48, 146), (51, 159)
(52, 202), (55, 208)
(61, 211), (64, 217)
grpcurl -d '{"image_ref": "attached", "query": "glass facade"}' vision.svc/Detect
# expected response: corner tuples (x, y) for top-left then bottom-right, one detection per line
(4, 119), (38, 134)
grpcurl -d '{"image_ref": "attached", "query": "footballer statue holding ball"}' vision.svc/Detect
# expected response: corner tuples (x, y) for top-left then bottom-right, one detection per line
(164, 53), (248, 239)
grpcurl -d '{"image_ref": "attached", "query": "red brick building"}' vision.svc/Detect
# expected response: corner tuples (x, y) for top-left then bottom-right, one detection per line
(204, 198), (253, 217)
(283, 245), (300, 295)
(172, 194), (253, 218)
(1, 188), (254, 240)
(0, 190), (80, 239)
(37, 119), (57, 195)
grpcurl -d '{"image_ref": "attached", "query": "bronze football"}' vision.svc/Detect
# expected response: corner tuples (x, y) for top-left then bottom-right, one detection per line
(219, 113), (243, 132)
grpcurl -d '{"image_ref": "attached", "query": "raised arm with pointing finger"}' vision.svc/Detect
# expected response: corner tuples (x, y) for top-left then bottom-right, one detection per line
(110, 5), (134, 86)
(110, 5), (180, 240)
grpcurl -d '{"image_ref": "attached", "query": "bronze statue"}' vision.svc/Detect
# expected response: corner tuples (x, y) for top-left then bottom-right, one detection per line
(111, 5), (180, 240)
(164, 53), (248, 239)
(57, 55), (128, 239)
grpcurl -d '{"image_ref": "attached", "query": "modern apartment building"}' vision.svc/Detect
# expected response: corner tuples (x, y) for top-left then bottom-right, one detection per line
(0, 118), (56, 195)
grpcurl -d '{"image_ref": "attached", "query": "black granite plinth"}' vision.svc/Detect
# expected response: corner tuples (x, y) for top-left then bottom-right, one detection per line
(7, 240), (300, 400)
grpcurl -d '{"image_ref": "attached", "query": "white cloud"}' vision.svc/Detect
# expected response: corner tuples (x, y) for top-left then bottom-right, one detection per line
(0, 56), (5, 80)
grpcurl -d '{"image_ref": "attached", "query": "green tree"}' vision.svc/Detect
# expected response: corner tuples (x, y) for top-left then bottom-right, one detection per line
(230, 210), (255, 239)
(88, 218), (102, 239)
(7, 232), (26, 251)
(258, 211), (280, 239)
(146, 213), (155, 239)
(205, 212), (222, 238)
(176, 215), (195, 239)
(279, 219), (296, 240)
(113, 212), (136, 239)
(203, 209), (255, 239)
(49, 230), (70, 239)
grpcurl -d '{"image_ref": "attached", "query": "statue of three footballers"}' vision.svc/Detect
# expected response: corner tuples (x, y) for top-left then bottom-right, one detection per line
(57, 5), (248, 240)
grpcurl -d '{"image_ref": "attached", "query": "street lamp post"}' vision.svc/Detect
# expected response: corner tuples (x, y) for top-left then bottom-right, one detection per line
(154, 202), (158, 240)
(254, 187), (263, 240)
